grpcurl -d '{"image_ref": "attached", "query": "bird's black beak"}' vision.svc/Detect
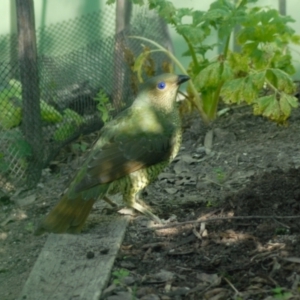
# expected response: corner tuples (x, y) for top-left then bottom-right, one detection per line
(177, 75), (190, 85)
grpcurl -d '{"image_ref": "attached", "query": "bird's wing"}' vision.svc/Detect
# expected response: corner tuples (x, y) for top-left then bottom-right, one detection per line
(73, 110), (176, 193)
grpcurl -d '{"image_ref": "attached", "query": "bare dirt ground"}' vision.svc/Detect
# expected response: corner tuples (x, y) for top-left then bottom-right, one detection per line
(1, 103), (300, 300)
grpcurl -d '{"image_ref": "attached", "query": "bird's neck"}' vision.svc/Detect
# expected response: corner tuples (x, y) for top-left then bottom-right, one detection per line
(132, 94), (178, 115)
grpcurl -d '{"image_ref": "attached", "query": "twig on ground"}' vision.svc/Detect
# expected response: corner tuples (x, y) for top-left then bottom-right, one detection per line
(223, 276), (240, 295)
(147, 215), (300, 231)
(272, 217), (290, 229)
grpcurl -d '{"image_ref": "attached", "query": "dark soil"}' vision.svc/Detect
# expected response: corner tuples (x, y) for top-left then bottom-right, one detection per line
(1, 104), (300, 300)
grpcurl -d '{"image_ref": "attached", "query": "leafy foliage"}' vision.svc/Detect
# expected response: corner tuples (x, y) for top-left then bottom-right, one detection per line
(53, 109), (84, 141)
(0, 79), (63, 129)
(94, 90), (115, 124)
(40, 100), (63, 123)
(112, 0), (300, 123)
(112, 268), (130, 286)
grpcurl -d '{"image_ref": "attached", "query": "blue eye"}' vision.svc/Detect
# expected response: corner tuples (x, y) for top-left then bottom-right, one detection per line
(157, 81), (166, 90)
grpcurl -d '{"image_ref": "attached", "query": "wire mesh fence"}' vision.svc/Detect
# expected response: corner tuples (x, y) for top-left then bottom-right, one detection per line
(0, 5), (173, 193)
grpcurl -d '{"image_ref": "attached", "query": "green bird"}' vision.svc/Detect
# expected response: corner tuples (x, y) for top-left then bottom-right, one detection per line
(35, 73), (190, 235)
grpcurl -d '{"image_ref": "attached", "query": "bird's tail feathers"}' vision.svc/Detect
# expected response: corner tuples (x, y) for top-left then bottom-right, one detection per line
(34, 193), (96, 235)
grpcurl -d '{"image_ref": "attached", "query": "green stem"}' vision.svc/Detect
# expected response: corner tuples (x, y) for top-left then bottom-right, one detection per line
(182, 34), (200, 71)
(204, 0), (243, 119)
(129, 35), (209, 123)
(205, 21), (231, 119)
(170, 17), (200, 70)
(265, 78), (280, 96)
(223, 34), (231, 58)
(210, 82), (224, 119)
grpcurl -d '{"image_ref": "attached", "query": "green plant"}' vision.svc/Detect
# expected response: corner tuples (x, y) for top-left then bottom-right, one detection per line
(272, 287), (292, 299)
(0, 83), (22, 129)
(0, 79), (63, 129)
(206, 199), (218, 207)
(25, 222), (35, 233)
(214, 167), (226, 183)
(158, 0), (299, 122)
(112, 268), (130, 286)
(71, 141), (89, 154)
(108, 0), (300, 124)
(53, 109), (84, 141)
(94, 90), (115, 124)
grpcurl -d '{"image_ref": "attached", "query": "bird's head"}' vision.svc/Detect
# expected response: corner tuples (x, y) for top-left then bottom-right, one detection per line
(133, 73), (190, 113)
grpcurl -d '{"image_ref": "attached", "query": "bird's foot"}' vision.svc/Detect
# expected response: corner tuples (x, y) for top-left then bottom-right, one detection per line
(130, 201), (163, 224)
(101, 196), (120, 215)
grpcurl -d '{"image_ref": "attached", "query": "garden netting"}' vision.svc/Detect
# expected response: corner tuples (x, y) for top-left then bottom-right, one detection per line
(0, 4), (173, 193)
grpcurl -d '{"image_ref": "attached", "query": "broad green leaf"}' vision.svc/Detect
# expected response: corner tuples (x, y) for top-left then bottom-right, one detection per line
(242, 46), (270, 70)
(63, 109), (84, 126)
(149, 0), (176, 23)
(175, 8), (193, 22)
(192, 10), (205, 26)
(253, 95), (274, 114)
(266, 68), (295, 93)
(53, 123), (77, 141)
(279, 94), (298, 122)
(221, 62), (233, 82)
(242, 41), (258, 57)
(177, 25), (207, 45)
(253, 94), (281, 122)
(284, 94), (298, 108)
(220, 78), (245, 104)
(182, 44), (216, 57)
(280, 94), (292, 118)
(8, 79), (22, 97)
(272, 53), (295, 75)
(204, 8), (230, 22)
(227, 52), (249, 74)
(195, 62), (222, 89)
(218, 23), (234, 40)
(221, 72), (265, 105)
(250, 71), (266, 90)
(40, 100), (63, 123)
(0, 99), (22, 129)
(53, 109), (84, 141)
(239, 24), (277, 43)
(290, 34), (300, 45)
(243, 77), (259, 104)
(253, 93), (298, 123)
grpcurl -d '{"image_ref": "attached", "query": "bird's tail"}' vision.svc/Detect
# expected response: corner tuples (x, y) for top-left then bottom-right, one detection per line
(34, 193), (96, 235)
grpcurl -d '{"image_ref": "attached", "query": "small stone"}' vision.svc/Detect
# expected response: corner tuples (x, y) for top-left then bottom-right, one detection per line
(165, 188), (178, 195)
(107, 291), (134, 300)
(100, 248), (109, 254)
(136, 287), (155, 298)
(86, 251), (94, 259)
(146, 269), (174, 283)
(120, 261), (136, 270)
(122, 276), (135, 286)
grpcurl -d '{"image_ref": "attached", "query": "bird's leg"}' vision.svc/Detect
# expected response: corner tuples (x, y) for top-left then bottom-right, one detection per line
(124, 193), (163, 224)
(103, 196), (118, 208)
(101, 196), (120, 214)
